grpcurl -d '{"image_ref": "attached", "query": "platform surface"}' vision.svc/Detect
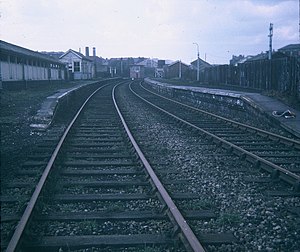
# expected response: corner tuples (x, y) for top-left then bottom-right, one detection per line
(146, 79), (300, 138)
(30, 80), (98, 130)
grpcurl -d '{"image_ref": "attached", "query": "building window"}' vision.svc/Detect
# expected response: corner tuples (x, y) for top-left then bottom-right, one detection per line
(74, 61), (80, 72)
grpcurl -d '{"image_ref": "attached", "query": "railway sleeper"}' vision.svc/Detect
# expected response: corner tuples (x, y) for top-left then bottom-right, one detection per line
(6, 234), (179, 251)
(66, 147), (127, 153)
(66, 143), (125, 148)
(264, 190), (300, 197)
(60, 180), (149, 187)
(64, 153), (132, 159)
(31, 209), (216, 222)
(52, 192), (200, 202)
(61, 169), (143, 176)
(63, 160), (135, 166)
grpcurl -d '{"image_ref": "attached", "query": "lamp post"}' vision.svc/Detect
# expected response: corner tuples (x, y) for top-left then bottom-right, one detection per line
(193, 42), (200, 82)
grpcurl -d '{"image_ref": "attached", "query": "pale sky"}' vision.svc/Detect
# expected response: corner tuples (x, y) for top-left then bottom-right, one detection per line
(0, 0), (298, 64)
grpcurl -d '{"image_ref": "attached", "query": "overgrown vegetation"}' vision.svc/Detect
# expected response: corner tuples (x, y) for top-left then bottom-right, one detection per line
(0, 81), (82, 179)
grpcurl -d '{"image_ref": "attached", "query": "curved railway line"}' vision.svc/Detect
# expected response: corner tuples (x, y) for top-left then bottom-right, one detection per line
(2, 80), (228, 252)
(131, 81), (300, 191)
(1, 79), (300, 251)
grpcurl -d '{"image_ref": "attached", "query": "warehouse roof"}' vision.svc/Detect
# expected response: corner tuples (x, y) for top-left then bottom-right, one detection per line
(278, 44), (300, 51)
(0, 40), (65, 64)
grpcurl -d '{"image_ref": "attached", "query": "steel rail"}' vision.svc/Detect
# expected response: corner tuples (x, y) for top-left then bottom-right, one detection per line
(129, 82), (300, 189)
(140, 82), (300, 149)
(6, 81), (115, 252)
(113, 83), (206, 252)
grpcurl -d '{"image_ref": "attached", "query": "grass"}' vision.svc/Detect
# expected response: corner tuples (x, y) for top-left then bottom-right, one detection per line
(0, 81), (84, 179)
(1, 82), (80, 117)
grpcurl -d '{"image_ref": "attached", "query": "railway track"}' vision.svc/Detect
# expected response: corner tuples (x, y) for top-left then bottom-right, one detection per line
(2, 80), (238, 252)
(2, 79), (299, 251)
(130, 81), (300, 191)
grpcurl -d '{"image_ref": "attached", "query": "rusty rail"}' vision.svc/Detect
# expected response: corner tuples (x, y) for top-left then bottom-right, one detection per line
(6, 82), (112, 252)
(113, 83), (206, 252)
(140, 82), (300, 150)
(130, 82), (300, 190)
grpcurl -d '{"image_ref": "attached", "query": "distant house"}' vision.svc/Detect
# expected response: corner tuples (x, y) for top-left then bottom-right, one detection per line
(136, 58), (158, 68)
(89, 56), (109, 78)
(230, 55), (253, 66)
(190, 58), (211, 71)
(155, 60), (166, 78)
(164, 61), (190, 79)
(59, 49), (94, 80)
(245, 51), (287, 62)
(133, 58), (157, 77)
(130, 65), (145, 79)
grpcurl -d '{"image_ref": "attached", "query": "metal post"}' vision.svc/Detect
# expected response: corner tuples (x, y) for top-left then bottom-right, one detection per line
(268, 23), (273, 90)
(268, 23), (273, 60)
(179, 60), (182, 79)
(193, 42), (200, 81)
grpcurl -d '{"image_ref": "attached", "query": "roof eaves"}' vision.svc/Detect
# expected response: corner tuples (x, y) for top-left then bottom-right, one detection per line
(1, 40), (64, 64)
(59, 49), (83, 59)
(278, 44), (300, 50)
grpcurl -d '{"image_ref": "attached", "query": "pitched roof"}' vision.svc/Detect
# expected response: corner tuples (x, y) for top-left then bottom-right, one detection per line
(59, 49), (93, 61)
(168, 60), (189, 68)
(278, 44), (300, 51)
(190, 58), (211, 70)
(0, 40), (64, 64)
(245, 51), (288, 62)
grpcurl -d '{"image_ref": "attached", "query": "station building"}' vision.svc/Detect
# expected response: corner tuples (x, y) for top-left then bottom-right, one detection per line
(59, 49), (94, 80)
(0, 40), (66, 89)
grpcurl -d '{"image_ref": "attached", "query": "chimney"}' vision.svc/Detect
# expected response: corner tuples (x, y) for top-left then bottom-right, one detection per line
(79, 48), (81, 53)
(85, 47), (89, 57)
(93, 47), (96, 57)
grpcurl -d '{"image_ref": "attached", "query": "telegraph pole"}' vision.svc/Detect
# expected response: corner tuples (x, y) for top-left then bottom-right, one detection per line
(268, 23), (273, 91)
(193, 42), (200, 81)
(179, 60), (182, 79)
(268, 23), (273, 60)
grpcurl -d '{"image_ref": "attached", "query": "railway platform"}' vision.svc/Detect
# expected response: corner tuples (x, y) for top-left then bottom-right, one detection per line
(145, 78), (300, 138)
(30, 80), (100, 130)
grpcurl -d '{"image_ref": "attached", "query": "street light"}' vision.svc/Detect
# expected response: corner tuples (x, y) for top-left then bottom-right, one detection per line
(193, 42), (200, 82)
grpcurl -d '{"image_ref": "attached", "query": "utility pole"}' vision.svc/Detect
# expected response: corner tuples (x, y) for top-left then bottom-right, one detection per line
(120, 58), (123, 76)
(268, 23), (273, 91)
(268, 23), (273, 60)
(193, 42), (200, 81)
(179, 60), (182, 79)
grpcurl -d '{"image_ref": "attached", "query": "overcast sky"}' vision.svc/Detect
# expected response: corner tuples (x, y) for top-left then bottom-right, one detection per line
(1, 0), (298, 64)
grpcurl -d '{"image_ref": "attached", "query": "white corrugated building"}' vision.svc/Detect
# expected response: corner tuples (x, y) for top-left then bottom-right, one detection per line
(0, 40), (66, 89)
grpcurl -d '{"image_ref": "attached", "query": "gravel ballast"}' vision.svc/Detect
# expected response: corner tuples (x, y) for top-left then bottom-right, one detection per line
(117, 83), (300, 251)
(1, 82), (299, 251)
